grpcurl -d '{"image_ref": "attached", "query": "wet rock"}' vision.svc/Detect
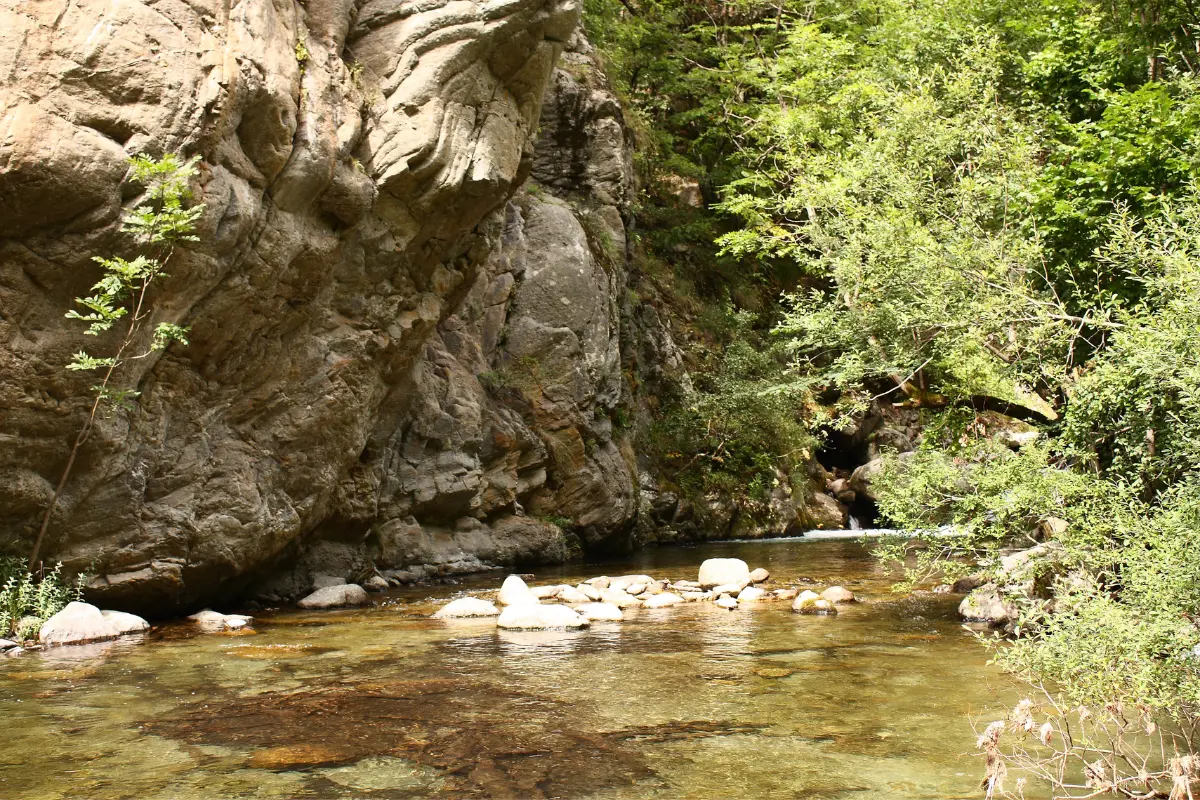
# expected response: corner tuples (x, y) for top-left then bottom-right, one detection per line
(498, 575), (539, 607)
(773, 589), (799, 601)
(575, 603), (624, 622)
(736, 587), (769, 603)
(625, 583), (647, 596)
(798, 492), (849, 530)
(958, 584), (1014, 626)
(575, 583), (601, 601)
(642, 593), (683, 609)
(532, 585), (568, 600)
(297, 584), (371, 610)
(698, 559), (751, 589)
(748, 568), (770, 584)
(433, 597), (501, 619)
(671, 580), (702, 591)
(39, 602), (149, 646)
(363, 575), (390, 593)
(681, 591), (708, 602)
(188, 610), (254, 632)
(0, 639), (19, 651)
(710, 582), (749, 597)
(754, 667), (794, 679)
(821, 586), (856, 604)
(497, 604), (589, 630)
(249, 744), (354, 771)
(792, 591), (837, 615)
(715, 595), (738, 610)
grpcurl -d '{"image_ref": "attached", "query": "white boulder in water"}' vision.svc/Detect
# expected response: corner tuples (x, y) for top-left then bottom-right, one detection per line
(298, 584), (371, 609)
(188, 609), (254, 632)
(714, 595), (738, 610)
(737, 586), (769, 603)
(575, 602), (624, 622)
(39, 602), (150, 646)
(433, 597), (500, 619)
(749, 568), (771, 583)
(608, 575), (655, 592)
(698, 558), (751, 589)
(821, 586), (856, 604)
(792, 591), (837, 615)
(575, 583), (601, 601)
(497, 604), (589, 630)
(497, 575), (540, 606)
(642, 593), (684, 608)
(599, 588), (642, 608)
(556, 586), (592, 604)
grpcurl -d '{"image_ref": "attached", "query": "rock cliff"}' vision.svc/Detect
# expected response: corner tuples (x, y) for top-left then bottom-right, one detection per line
(0, 0), (666, 611)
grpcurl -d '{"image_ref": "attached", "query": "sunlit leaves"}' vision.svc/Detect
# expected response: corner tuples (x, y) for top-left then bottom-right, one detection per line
(63, 153), (204, 405)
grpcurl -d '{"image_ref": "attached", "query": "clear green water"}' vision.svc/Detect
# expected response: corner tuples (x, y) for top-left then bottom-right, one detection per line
(0, 538), (1024, 799)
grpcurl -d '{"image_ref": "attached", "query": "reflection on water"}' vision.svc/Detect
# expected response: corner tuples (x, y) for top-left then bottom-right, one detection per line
(0, 538), (1024, 799)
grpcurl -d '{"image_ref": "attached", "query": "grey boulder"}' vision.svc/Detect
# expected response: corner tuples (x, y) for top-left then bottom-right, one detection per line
(39, 602), (149, 646)
(297, 584), (371, 610)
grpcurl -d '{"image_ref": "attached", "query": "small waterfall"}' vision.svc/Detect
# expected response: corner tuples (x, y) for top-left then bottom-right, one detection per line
(848, 515), (862, 531)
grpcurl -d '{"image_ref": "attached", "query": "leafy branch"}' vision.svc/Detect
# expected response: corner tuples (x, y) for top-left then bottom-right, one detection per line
(29, 153), (204, 570)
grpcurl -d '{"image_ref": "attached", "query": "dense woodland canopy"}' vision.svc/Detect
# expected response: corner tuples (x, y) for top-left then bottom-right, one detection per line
(585, 0), (1200, 789)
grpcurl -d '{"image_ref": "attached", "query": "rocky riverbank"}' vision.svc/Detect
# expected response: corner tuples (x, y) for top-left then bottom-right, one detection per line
(429, 557), (857, 629)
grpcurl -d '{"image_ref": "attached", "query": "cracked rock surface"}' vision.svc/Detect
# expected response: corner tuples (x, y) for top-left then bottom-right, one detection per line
(0, 0), (604, 611)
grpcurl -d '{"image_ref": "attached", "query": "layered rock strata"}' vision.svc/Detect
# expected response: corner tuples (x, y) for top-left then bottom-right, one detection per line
(0, 0), (599, 610)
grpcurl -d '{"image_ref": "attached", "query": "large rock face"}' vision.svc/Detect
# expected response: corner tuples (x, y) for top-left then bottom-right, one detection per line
(0, 0), (621, 612)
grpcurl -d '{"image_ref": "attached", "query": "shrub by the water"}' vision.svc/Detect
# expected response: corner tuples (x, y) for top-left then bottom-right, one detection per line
(0, 560), (82, 642)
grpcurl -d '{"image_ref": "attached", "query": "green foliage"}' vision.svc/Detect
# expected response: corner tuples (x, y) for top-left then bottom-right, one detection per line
(1062, 200), (1200, 495)
(65, 154), (201, 397)
(0, 561), (83, 641)
(650, 309), (818, 523)
(32, 152), (204, 569)
(294, 33), (310, 69)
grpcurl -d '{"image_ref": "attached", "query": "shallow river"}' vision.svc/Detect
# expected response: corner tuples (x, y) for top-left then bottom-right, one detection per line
(0, 538), (1026, 799)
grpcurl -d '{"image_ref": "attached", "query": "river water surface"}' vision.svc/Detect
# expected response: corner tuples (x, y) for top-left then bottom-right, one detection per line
(0, 537), (1024, 799)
